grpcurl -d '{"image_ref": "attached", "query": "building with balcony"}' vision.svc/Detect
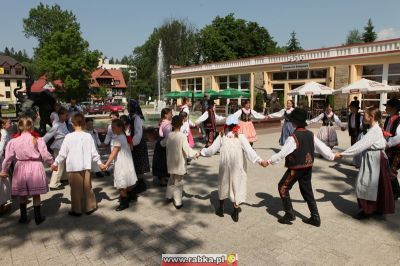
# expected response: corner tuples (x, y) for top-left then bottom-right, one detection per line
(90, 68), (127, 102)
(0, 55), (28, 104)
(170, 38), (400, 111)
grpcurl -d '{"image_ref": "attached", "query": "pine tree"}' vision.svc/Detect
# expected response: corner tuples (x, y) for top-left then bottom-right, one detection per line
(286, 31), (303, 52)
(362, 18), (377, 43)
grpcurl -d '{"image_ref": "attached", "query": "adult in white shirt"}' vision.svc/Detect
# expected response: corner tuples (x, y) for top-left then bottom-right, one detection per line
(233, 99), (266, 146)
(43, 107), (70, 189)
(51, 113), (105, 216)
(267, 100), (295, 146)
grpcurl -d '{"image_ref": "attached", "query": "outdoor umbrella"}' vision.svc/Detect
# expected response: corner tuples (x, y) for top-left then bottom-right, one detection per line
(163, 91), (181, 99)
(204, 89), (220, 99)
(333, 78), (399, 94)
(287, 81), (333, 96)
(218, 88), (251, 99)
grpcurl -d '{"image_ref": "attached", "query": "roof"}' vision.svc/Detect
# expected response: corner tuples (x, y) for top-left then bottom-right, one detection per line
(90, 69), (127, 88)
(0, 55), (19, 66)
(31, 75), (63, 93)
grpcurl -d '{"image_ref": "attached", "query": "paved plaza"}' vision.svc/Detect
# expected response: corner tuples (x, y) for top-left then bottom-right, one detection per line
(0, 128), (399, 266)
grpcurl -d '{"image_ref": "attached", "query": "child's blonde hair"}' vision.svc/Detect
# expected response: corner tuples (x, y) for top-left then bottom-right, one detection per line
(18, 116), (34, 133)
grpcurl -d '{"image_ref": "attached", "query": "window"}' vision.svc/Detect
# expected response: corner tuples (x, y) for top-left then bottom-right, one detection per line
(229, 75), (238, 89)
(362, 64), (383, 82)
(388, 63), (400, 86)
(298, 70), (308, 79)
(4, 79), (10, 87)
(5, 91), (11, 99)
(288, 71), (297, 80)
(240, 74), (250, 90)
(218, 74), (250, 91)
(15, 67), (22, 75)
(17, 80), (22, 87)
(310, 69), (327, 79)
(272, 72), (287, 80)
(4, 67), (10, 75)
(272, 84), (285, 107)
(194, 78), (202, 92)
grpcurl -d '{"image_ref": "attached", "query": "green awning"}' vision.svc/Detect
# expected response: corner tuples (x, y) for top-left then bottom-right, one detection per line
(163, 91), (181, 99)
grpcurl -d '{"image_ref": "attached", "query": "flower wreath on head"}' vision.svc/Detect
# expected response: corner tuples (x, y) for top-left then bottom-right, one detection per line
(223, 124), (240, 135)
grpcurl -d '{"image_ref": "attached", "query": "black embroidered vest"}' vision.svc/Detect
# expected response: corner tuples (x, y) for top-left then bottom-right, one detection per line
(285, 129), (315, 169)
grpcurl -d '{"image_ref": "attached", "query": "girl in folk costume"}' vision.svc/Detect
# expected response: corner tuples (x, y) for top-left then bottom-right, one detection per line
(103, 119), (138, 211)
(0, 119), (11, 213)
(265, 108), (337, 226)
(338, 106), (395, 219)
(152, 108), (172, 186)
(0, 117), (53, 225)
(382, 98), (400, 200)
(200, 115), (267, 222)
(161, 115), (199, 209)
(103, 111), (120, 146)
(84, 117), (104, 178)
(127, 100), (151, 193)
(179, 111), (195, 148)
(195, 100), (225, 148)
(308, 103), (345, 149)
(52, 114), (104, 216)
(267, 100), (295, 146)
(348, 102), (363, 145)
(43, 107), (70, 190)
(233, 100), (266, 146)
(180, 97), (195, 147)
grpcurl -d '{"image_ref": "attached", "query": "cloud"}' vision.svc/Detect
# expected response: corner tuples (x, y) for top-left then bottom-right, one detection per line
(377, 27), (400, 40)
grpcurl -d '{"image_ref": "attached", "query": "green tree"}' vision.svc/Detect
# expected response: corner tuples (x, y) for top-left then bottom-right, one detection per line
(254, 93), (264, 112)
(198, 13), (278, 62)
(95, 86), (108, 101)
(345, 29), (363, 45)
(128, 79), (153, 99)
(285, 31), (303, 52)
(23, 3), (79, 46)
(362, 18), (377, 43)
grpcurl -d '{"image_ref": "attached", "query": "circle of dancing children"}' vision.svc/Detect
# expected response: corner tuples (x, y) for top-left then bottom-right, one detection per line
(0, 117), (53, 224)
(267, 100), (295, 146)
(233, 99), (266, 146)
(338, 106), (395, 219)
(308, 103), (345, 149)
(382, 98), (400, 200)
(152, 108), (172, 186)
(200, 115), (267, 222)
(161, 115), (199, 209)
(51, 113), (103, 216)
(102, 119), (138, 211)
(265, 108), (338, 226)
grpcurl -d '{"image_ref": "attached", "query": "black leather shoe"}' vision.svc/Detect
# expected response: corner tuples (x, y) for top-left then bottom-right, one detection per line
(68, 211), (82, 217)
(302, 216), (321, 227)
(278, 212), (296, 224)
(95, 172), (104, 178)
(231, 208), (239, 222)
(34, 206), (46, 225)
(50, 186), (64, 191)
(352, 211), (371, 220)
(215, 205), (224, 217)
(116, 197), (129, 211)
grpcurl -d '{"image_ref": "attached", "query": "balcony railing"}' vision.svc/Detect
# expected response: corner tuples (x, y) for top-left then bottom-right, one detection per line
(171, 39), (400, 75)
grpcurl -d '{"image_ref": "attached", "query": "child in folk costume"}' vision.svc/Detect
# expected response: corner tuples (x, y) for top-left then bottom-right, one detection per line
(103, 111), (120, 146)
(232, 100), (266, 146)
(152, 108), (172, 186)
(128, 100), (151, 193)
(51, 114), (104, 216)
(0, 119), (11, 213)
(103, 119), (138, 211)
(348, 101), (363, 146)
(179, 111), (195, 148)
(161, 115), (199, 209)
(43, 107), (70, 190)
(84, 117), (104, 178)
(0, 117), (53, 225)
(180, 97), (196, 147)
(201, 115), (267, 222)
(382, 98), (400, 200)
(338, 106), (395, 219)
(267, 100), (295, 146)
(265, 108), (337, 226)
(195, 100), (225, 148)
(308, 103), (345, 149)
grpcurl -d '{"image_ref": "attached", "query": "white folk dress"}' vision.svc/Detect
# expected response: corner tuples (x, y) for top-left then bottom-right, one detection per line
(111, 134), (137, 189)
(201, 132), (261, 205)
(341, 123), (386, 201)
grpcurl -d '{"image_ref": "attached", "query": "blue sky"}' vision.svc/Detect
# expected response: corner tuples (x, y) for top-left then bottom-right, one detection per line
(1, 0), (400, 59)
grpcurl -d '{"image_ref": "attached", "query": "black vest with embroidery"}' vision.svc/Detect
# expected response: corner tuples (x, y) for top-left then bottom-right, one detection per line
(240, 109), (252, 122)
(384, 115), (400, 151)
(348, 113), (361, 136)
(283, 110), (290, 122)
(322, 113), (334, 126)
(285, 129), (315, 169)
(204, 110), (216, 130)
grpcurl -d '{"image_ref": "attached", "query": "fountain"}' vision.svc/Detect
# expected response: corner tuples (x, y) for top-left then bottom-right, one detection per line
(156, 40), (166, 113)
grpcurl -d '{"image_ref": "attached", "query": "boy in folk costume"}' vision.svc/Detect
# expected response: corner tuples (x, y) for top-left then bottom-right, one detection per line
(265, 108), (338, 226)
(348, 101), (363, 146)
(201, 115), (268, 222)
(382, 98), (400, 200)
(232, 100), (266, 146)
(195, 100), (225, 148)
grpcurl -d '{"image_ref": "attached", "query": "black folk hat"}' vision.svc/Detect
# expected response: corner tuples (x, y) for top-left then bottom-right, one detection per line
(288, 108), (308, 127)
(384, 98), (400, 110)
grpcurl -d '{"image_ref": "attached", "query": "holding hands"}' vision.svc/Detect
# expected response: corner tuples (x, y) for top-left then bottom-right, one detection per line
(334, 152), (342, 160)
(0, 172), (8, 178)
(50, 164), (58, 172)
(259, 160), (269, 168)
(99, 163), (108, 172)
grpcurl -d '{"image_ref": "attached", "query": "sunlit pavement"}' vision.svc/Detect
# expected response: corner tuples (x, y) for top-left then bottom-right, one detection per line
(0, 129), (399, 265)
